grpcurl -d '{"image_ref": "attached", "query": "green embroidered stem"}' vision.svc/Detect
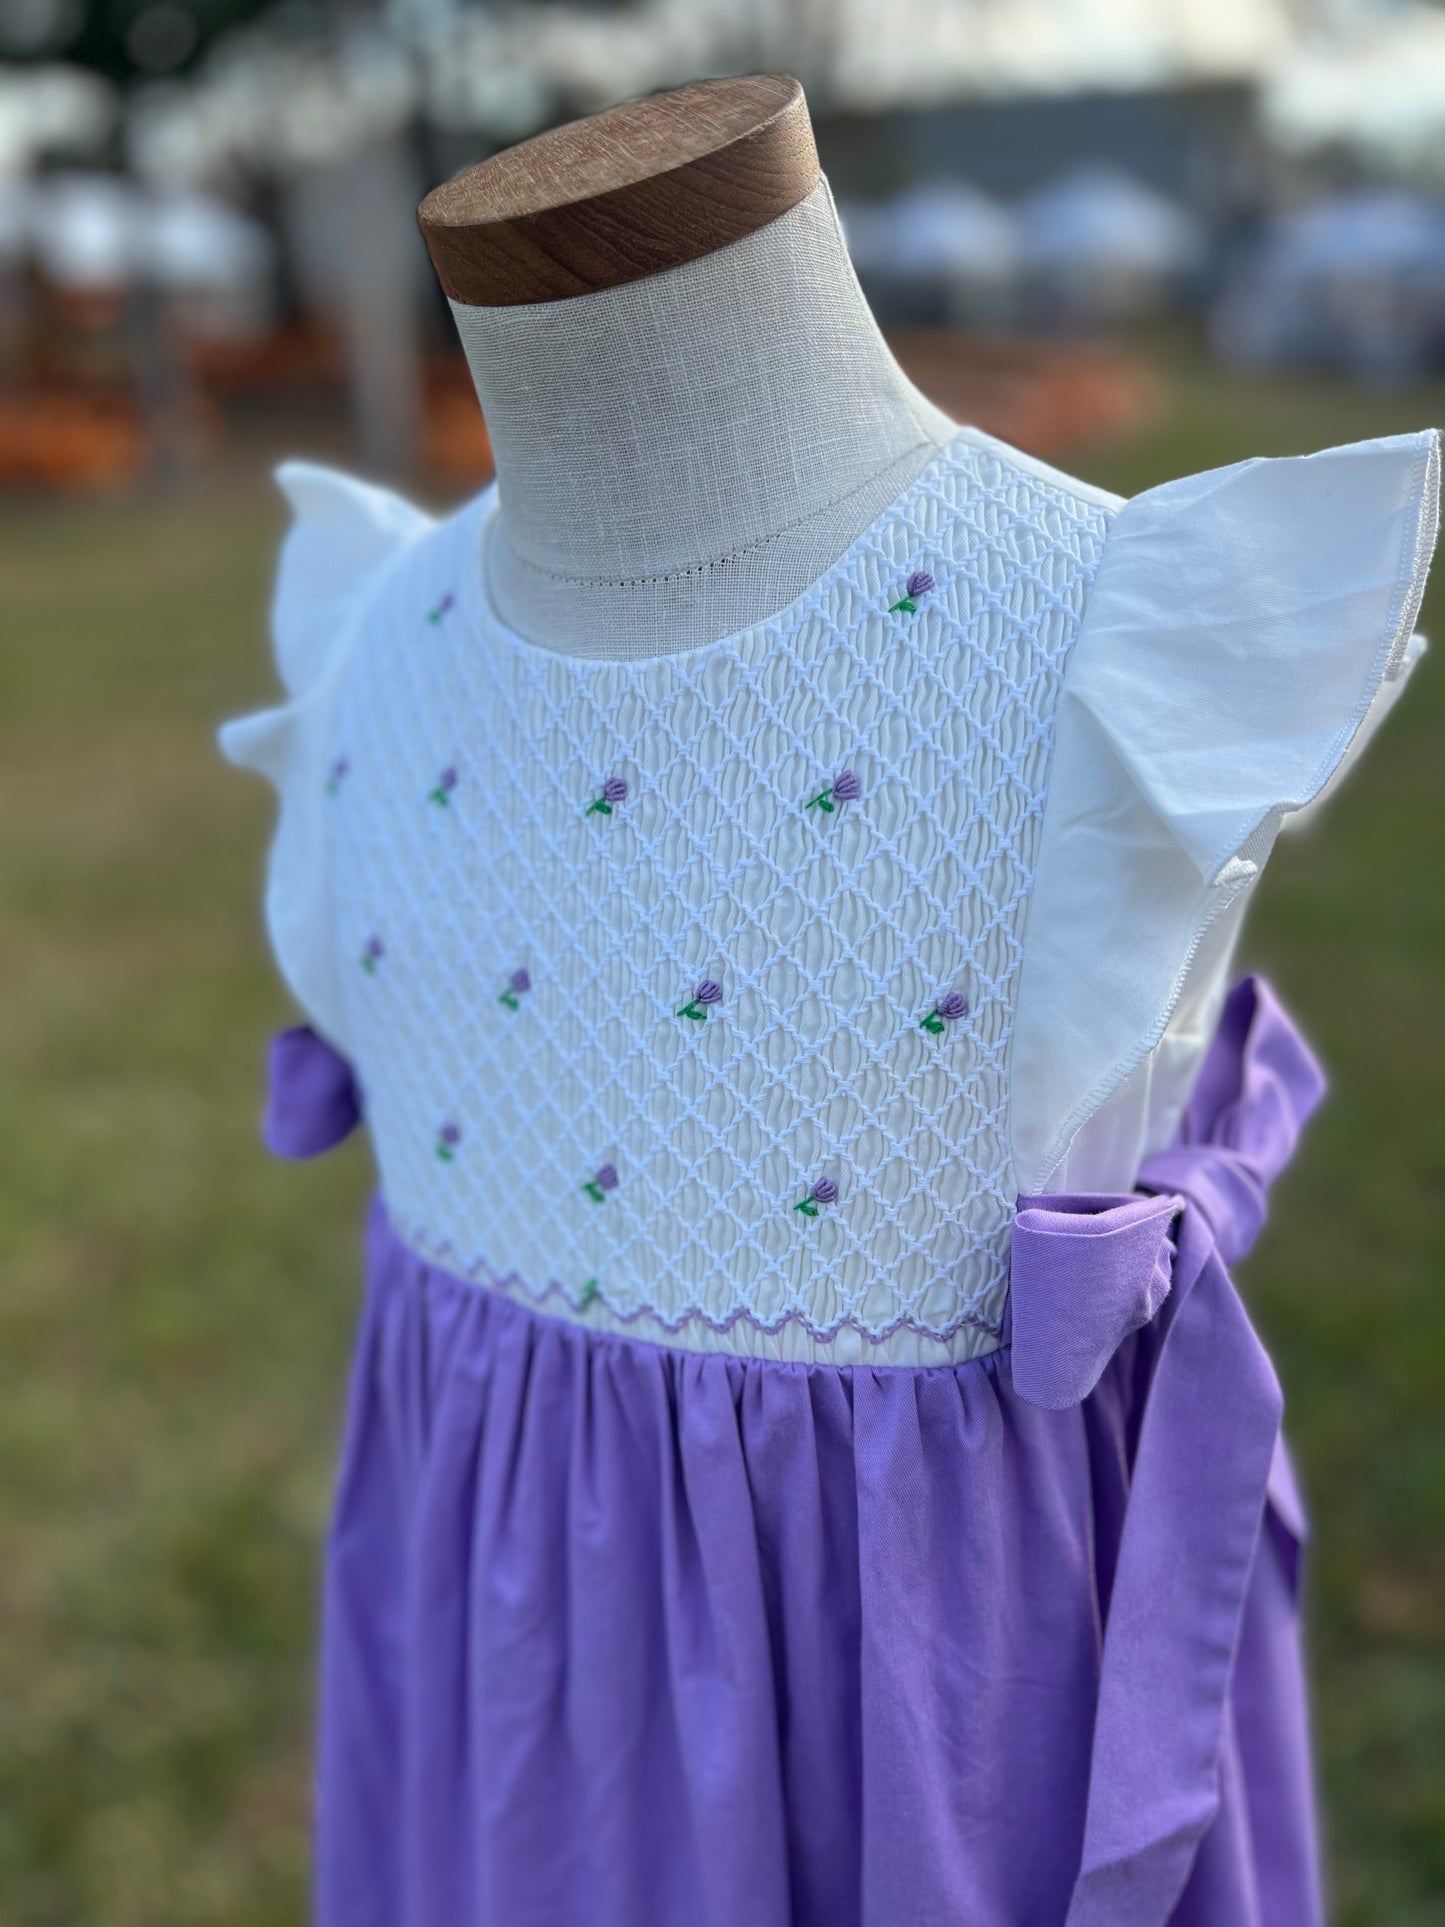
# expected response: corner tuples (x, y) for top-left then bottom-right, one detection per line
(804, 789), (835, 811)
(888, 595), (918, 614)
(361, 956), (376, 975)
(588, 778), (628, 816)
(428, 789), (451, 806)
(436, 1144), (455, 1162)
(578, 1279), (599, 1309)
(920, 992), (969, 1034)
(499, 991), (519, 1010)
(582, 1163), (618, 1204)
(795, 1177), (838, 1216)
(677, 1001), (709, 1020)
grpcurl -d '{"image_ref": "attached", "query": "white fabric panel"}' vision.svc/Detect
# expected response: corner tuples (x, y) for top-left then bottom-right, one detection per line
(1281, 627), (1426, 837)
(220, 425), (1439, 1355)
(265, 461), (434, 695)
(219, 463), (435, 1050)
(1038, 630), (1430, 1198)
(222, 430), (1110, 1364)
(1011, 429), (1440, 1195)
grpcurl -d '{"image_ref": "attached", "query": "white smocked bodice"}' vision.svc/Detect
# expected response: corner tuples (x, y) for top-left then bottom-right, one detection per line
(223, 424), (1439, 1364)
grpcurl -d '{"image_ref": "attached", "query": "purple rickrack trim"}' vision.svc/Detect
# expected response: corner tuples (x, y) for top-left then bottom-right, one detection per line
(389, 1215), (1006, 1350)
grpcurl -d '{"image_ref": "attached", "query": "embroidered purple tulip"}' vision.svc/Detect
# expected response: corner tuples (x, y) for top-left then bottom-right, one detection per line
(360, 935), (384, 974)
(794, 1175), (839, 1218)
(426, 591), (455, 625)
(578, 1277), (600, 1309)
(435, 1121), (461, 1162)
(677, 979), (723, 1022)
(325, 755), (349, 796)
(921, 990), (969, 1035)
(582, 1162), (618, 1204)
(889, 569), (936, 615)
(428, 765), (458, 806)
(587, 775), (628, 817)
(499, 967), (531, 1011)
(805, 767), (861, 813)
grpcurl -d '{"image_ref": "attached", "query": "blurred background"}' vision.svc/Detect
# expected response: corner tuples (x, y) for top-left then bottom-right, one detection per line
(1, 2), (1443, 1922)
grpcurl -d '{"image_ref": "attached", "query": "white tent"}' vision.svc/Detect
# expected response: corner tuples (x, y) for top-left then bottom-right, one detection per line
(1212, 189), (1445, 382)
(1013, 164), (1204, 323)
(145, 190), (273, 292)
(1016, 165), (1204, 276)
(844, 181), (1017, 284)
(1270, 190), (1445, 279)
(29, 172), (139, 289)
(22, 172), (273, 294)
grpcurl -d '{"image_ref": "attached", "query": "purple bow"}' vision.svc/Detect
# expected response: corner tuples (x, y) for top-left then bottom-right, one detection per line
(263, 1026), (362, 1159)
(1010, 977), (1325, 1924)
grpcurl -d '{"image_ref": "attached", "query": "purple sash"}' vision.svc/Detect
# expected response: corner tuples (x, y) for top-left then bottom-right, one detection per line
(1013, 977), (1324, 1922)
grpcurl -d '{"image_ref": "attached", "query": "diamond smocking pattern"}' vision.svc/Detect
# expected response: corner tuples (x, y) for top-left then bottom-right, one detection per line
(326, 434), (1113, 1364)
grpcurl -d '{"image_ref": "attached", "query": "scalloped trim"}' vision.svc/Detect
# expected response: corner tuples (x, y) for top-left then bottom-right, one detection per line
(391, 1216), (1007, 1366)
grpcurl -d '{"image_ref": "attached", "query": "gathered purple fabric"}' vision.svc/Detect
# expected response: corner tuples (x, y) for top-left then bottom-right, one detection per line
(271, 979), (1325, 1926)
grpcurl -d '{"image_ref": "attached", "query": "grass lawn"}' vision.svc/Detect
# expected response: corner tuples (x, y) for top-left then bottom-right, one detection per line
(1, 356), (1442, 1923)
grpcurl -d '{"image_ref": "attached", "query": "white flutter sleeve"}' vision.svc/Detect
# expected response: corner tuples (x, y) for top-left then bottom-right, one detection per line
(1011, 428), (1440, 1195)
(219, 462), (435, 1049)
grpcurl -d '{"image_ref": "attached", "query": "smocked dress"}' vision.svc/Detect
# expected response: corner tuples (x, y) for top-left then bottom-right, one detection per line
(222, 422), (1440, 1927)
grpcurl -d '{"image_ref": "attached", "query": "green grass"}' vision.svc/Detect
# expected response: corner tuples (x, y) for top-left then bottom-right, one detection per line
(2, 357), (1443, 1923)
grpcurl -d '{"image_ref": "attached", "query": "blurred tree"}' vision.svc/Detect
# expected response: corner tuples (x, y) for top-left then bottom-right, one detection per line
(2, 0), (285, 80)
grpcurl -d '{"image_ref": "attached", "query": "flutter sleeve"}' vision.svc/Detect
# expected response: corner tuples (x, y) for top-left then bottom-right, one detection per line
(1011, 428), (1440, 1194)
(219, 462), (434, 1050)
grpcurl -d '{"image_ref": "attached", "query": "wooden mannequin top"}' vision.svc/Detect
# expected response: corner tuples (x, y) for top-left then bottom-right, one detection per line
(418, 75), (821, 306)
(417, 78), (956, 659)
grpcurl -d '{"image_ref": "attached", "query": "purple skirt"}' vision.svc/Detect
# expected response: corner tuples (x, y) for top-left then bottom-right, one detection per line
(271, 980), (1325, 1926)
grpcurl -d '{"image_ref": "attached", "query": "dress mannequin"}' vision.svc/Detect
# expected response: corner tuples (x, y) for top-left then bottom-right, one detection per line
(224, 74), (1441, 1916)
(418, 76), (956, 659)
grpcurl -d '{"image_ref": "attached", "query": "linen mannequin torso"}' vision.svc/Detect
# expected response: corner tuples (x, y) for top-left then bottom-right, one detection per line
(447, 176), (955, 660)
